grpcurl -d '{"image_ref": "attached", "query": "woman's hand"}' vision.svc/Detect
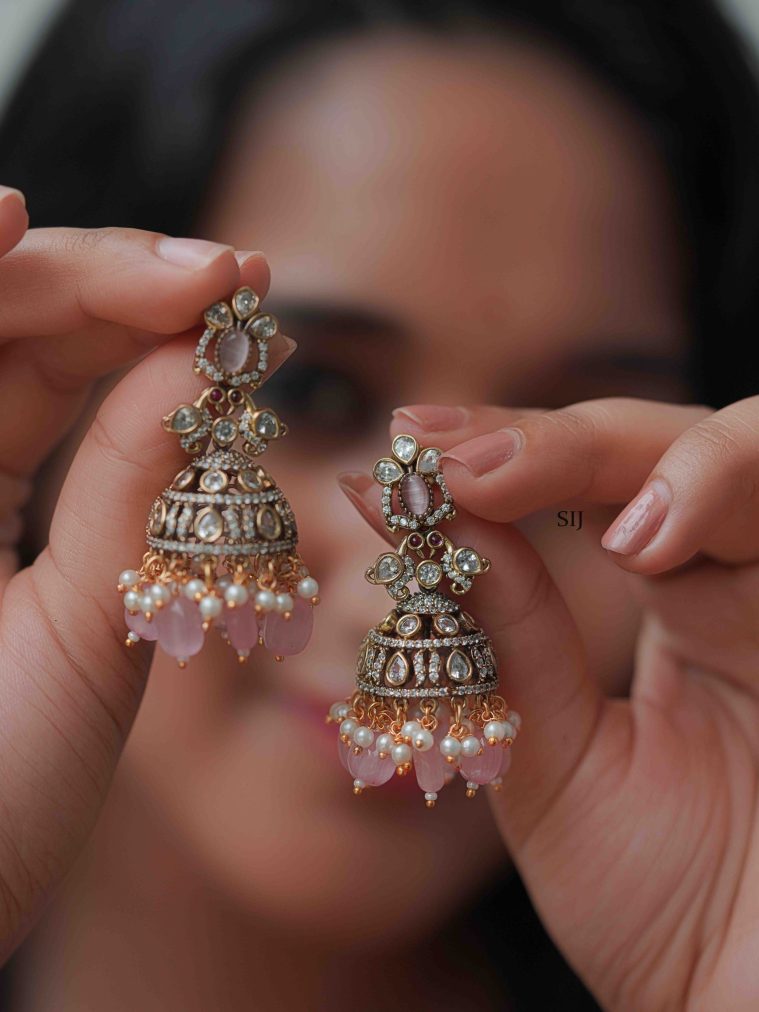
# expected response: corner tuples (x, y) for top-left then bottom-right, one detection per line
(341, 395), (759, 1010)
(0, 185), (293, 960)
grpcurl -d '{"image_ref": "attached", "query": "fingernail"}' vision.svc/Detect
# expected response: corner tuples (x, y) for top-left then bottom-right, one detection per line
(601, 479), (671, 556)
(337, 471), (374, 496)
(235, 249), (265, 267)
(441, 428), (523, 478)
(156, 236), (233, 270)
(0, 185), (26, 207)
(282, 335), (298, 354)
(393, 405), (469, 432)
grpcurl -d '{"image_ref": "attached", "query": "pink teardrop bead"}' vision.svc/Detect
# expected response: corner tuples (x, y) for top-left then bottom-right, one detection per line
(225, 601), (259, 652)
(263, 597), (313, 656)
(124, 606), (158, 641)
(400, 473), (431, 516)
(413, 745), (448, 793)
(155, 595), (204, 658)
(348, 747), (395, 786)
(458, 742), (504, 785)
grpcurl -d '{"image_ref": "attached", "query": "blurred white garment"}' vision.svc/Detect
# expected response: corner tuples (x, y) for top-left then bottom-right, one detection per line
(0, 0), (66, 115)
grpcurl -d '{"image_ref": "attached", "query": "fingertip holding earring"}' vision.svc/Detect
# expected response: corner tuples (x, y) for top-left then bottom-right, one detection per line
(116, 284), (318, 666)
(327, 433), (521, 805)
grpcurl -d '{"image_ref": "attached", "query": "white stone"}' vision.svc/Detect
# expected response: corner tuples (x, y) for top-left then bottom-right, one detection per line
(392, 434), (418, 463)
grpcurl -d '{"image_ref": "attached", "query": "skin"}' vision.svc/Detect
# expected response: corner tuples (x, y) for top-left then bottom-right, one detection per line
(1, 28), (757, 1011)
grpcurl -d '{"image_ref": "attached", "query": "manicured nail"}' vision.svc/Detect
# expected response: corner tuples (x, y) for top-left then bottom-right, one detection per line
(156, 236), (233, 269)
(393, 405), (469, 432)
(337, 471), (374, 496)
(234, 249), (265, 267)
(441, 428), (523, 478)
(282, 335), (298, 354)
(601, 479), (671, 556)
(0, 185), (26, 207)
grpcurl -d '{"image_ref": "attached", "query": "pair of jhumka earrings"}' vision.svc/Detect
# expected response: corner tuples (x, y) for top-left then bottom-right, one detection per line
(118, 285), (520, 804)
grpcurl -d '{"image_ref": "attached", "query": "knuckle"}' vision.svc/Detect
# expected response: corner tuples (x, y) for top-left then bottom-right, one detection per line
(58, 226), (122, 255)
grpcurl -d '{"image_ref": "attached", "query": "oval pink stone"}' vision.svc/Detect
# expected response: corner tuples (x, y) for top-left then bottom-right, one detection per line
(400, 473), (431, 516)
(263, 597), (313, 656)
(225, 601), (259, 652)
(155, 595), (204, 658)
(413, 745), (448, 792)
(124, 606), (158, 641)
(217, 325), (250, 374)
(458, 742), (504, 785)
(348, 747), (395, 786)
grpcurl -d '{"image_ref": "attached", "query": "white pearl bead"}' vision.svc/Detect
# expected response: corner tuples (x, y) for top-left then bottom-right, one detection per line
(424, 792), (438, 802)
(184, 578), (206, 600)
(401, 720), (421, 740)
(502, 721), (516, 739)
(126, 631), (140, 643)
(224, 584), (249, 606)
(413, 729), (434, 752)
(353, 726), (374, 749)
(461, 735), (481, 758)
(334, 703), (350, 720)
(199, 595), (222, 618)
(376, 732), (395, 754)
(391, 743), (412, 765)
(139, 593), (154, 613)
(507, 709), (522, 730)
(119, 569), (139, 588)
(339, 718), (357, 739)
(297, 577), (319, 599)
(465, 781), (479, 791)
(215, 576), (232, 591)
(353, 779), (365, 790)
(255, 589), (276, 612)
(439, 735), (462, 758)
(150, 584), (170, 603)
(275, 592), (294, 613)
(123, 590), (140, 611)
(484, 720), (506, 742)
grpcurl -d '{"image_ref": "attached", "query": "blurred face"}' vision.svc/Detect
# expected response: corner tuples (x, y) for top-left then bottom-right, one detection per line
(122, 31), (688, 943)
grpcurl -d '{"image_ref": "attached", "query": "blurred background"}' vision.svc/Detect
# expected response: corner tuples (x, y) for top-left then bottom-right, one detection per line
(2, 1), (759, 1009)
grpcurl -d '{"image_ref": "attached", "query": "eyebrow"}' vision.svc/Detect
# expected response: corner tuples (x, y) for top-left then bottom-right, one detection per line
(266, 299), (405, 338)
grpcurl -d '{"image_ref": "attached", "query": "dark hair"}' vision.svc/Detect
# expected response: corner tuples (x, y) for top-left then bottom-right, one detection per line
(3, 0), (759, 409)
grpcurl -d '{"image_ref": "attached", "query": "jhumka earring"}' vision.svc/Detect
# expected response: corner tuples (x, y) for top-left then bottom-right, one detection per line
(328, 435), (520, 806)
(116, 286), (318, 666)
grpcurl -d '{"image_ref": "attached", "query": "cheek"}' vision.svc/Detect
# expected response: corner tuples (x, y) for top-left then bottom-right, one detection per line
(120, 635), (508, 945)
(516, 508), (641, 693)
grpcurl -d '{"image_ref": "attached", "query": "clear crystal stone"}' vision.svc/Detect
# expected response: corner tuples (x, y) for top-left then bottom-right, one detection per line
(217, 326), (250, 374)
(201, 469), (226, 492)
(397, 615), (420, 636)
(257, 506), (282, 540)
(416, 447), (442, 474)
(373, 458), (403, 484)
(250, 314), (277, 339)
(434, 614), (459, 635)
(195, 509), (223, 542)
(376, 554), (402, 581)
(392, 434), (418, 464)
(385, 652), (409, 686)
(447, 649), (472, 682)
(417, 561), (442, 587)
(255, 411), (279, 437)
(171, 405), (201, 433)
(204, 302), (232, 328)
(455, 548), (481, 574)
(238, 468), (262, 491)
(213, 419), (238, 445)
(233, 287), (259, 319)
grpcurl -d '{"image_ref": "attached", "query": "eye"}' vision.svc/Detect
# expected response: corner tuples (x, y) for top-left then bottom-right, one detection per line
(263, 359), (377, 439)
